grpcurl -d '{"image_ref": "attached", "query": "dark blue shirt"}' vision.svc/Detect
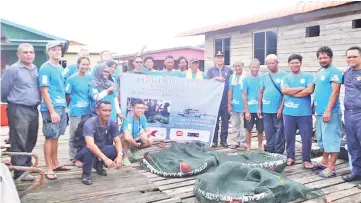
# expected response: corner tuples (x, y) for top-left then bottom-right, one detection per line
(343, 67), (361, 111)
(207, 66), (233, 106)
(83, 116), (119, 148)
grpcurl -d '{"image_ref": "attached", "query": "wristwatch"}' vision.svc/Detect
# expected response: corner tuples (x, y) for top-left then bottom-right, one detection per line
(118, 151), (123, 156)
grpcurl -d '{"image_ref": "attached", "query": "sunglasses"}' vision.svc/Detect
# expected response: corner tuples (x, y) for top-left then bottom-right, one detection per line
(103, 70), (110, 73)
(135, 61), (143, 64)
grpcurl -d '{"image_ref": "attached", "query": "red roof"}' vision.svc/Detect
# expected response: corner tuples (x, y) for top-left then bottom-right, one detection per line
(177, 1), (352, 37)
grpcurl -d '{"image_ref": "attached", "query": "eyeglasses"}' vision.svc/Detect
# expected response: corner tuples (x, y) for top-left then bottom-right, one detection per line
(135, 61), (143, 64)
(233, 65), (243, 68)
(103, 70), (110, 73)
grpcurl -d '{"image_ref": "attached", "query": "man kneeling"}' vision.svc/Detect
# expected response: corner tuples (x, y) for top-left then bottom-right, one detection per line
(76, 101), (123, 185)
(121, 100), (153, 166)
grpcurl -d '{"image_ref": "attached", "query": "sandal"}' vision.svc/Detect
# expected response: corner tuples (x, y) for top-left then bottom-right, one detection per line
(231, 144), (240, 149)
(318, 168), (336, 178)
(286, 158), (295, 166)
(53, 165), (71, 171)
(312, 162), (327, 170)
(303, 162), (313, 169)
(45, 173), (57, 180)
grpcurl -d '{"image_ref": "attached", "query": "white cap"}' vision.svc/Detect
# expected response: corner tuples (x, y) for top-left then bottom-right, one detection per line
(265, 54), (278, 63)
(46, 41), (63, 52)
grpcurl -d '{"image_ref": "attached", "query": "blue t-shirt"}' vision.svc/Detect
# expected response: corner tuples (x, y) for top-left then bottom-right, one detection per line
(163, 70), (185, 77)
(62, 64), (78, 80)
(63, 64), (91, 80)
(89, 85), (118, 122)
(120, 115), (148, 138)
(65, 74), (92, 117)
(228, 74), (243, 113)
(39, 62), (66, 111)
(260, 71), (287, 113)
(83, 116), (119, 148)
(243, 75), (261, 113)
(314, 65), (342, 115)
(281, 72), (313, 116)
(186, 72), (207, 79)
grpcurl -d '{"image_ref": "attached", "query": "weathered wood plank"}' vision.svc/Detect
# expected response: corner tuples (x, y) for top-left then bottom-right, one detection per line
(181, 197), (199, 203)
(163, 185), (194, 196)
(331, 192), (361, 203)
(152, 197), (183, 203)
(158, 180), (195, 191)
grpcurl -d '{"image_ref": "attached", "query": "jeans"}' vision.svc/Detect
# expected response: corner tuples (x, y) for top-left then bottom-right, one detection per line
(263, 113), (285, 154)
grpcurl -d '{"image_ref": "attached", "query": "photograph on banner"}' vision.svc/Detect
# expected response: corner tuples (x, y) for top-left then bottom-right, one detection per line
(120, 74), (224, 144)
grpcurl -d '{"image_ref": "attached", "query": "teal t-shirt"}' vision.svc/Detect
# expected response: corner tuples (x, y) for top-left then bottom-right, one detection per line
(281, 72), (314, 116)
(65, 74), (92, 117)
(314, 65), (342, 115)
(147, 70), (165, 76)
(88, 85), (118, 122)
(163, 70), (184, 77)
(243, 75), (261, 113)
(228, 74), (244, 113)
(39, 62), (66, 111)
(120, 115), (148, 138)
(260, 71), (287, 113)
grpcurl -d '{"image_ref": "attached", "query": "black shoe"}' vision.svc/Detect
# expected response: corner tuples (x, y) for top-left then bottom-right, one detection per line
(342, 173), (361, 182)
(211, 142), (218, 148)
(94, 160), (107, 176)
(220, 141), (228, 148)
(82, 173), (93, 185)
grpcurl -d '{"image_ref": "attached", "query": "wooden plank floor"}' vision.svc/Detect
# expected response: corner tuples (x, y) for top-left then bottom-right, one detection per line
(1, 126), (361, 203)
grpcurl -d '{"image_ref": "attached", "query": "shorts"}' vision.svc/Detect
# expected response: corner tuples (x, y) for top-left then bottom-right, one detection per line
(41, 107), (68, 140)
(316, 112), (342, 153)
(244, 113), (264, 133)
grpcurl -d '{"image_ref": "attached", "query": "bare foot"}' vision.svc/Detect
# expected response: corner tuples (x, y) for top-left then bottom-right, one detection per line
(258, 145), (264, 151)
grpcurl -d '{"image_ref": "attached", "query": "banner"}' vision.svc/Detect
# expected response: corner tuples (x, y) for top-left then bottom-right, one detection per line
(119, 73), (224, 144)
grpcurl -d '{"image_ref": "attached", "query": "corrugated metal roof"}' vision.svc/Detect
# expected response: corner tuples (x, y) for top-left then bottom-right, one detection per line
(177, 1), (353, 37)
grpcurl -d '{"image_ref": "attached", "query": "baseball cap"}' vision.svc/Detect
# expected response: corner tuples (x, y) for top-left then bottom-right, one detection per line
(190, 57), (199, 63)
(46, 41), (63, 52)
(215, 51), (224, 57)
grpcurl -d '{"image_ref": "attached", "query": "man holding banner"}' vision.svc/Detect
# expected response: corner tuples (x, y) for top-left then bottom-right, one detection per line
(207, 51), (233, 147)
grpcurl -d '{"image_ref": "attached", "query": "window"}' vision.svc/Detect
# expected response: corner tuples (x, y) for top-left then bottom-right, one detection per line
(214, 37), (231, 65)
(306, 25), (320, 37)
(253, 30), (277, 65)
(352, 19), (361, 29)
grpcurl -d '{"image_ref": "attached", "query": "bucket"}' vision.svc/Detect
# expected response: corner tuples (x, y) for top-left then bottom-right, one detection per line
(1, 103), (8, 126)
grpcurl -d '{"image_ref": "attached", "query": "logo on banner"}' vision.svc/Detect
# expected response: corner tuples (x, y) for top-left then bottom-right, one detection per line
(176, 131), (184, 136)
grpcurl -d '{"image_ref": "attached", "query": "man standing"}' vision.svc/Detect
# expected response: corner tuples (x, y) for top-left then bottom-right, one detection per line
(120, 100), (153, 166)
(258, 54), (286, 154)
(162, 55), (184, 77)
(185, 57), (206, 80)
(243, 59), (263, 151)
(39, 41), (70, 180)
(342, 46), (361, 186)
(228, 61), (246, 150)
(1, 43), (40, 181)
(76, 101), (123, 185)
(62, 49), (90, 80)
(207, 51), (233, 147)
(313, 46), (343, 178)
(281, 54), (314, 169)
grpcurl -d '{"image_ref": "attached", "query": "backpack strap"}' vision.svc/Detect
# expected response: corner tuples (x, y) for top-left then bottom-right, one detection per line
(268, 73), (283, 96)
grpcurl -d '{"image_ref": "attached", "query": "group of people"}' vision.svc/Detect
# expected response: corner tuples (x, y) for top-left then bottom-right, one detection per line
(223, 46), (361, 187)
(1, 41), (361, 188)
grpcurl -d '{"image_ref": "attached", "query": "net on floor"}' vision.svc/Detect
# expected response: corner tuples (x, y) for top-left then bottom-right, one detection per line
(214, 150), (287, 173)
(194, 161), (326, 203)
(141, 142), (218, 177)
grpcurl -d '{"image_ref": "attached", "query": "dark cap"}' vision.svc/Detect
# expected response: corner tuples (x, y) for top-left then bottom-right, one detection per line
(215, 51), (224, 57)
(190, 57), (199, 63)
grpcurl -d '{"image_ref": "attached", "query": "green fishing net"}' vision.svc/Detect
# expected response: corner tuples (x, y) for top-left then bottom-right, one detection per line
(194, 162), (326, 203)
(141, 142), (219, 177)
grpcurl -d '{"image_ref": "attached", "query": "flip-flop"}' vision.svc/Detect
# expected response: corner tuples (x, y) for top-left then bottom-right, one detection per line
(286, 158), (295, 166)
(53, 166), (71, 171)
(318, 168), (336, 178)
(312, 162), (327, 170)
(45, 173), (57, 180)
(303, 162), (313, 169)
(230, 145), (240, 149)
(159, 141), (166, 148)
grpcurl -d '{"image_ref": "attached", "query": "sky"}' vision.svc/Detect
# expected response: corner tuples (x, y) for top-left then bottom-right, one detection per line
(1, 0), (300, 55)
